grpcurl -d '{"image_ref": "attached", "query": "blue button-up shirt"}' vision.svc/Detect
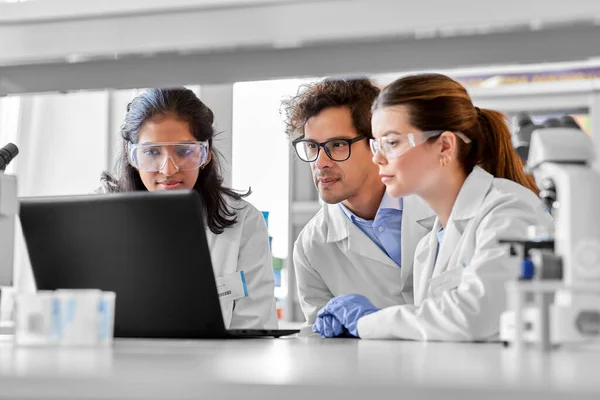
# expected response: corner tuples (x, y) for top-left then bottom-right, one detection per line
(339, 192), (403, 266)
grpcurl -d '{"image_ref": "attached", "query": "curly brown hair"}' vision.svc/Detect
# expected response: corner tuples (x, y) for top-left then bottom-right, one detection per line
(281, 78), (380, 140)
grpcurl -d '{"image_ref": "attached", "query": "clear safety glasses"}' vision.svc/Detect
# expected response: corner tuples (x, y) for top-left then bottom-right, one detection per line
(127, 141), (209, 172)
(370, 130), (472, 159)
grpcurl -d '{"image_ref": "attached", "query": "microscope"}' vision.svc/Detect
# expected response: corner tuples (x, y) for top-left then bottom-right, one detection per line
(499, 124), (600, 350)
(511, 112), (540, 163)
(0, 143), (19, 331)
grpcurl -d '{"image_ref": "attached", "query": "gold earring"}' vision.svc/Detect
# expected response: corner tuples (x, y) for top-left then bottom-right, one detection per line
(440, 155), (451, 167)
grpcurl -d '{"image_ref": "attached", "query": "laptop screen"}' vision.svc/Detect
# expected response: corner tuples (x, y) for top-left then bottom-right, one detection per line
(19, 190), (229, 339)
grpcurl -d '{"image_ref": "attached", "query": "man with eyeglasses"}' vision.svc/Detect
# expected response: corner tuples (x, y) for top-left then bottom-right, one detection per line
(281, 78), (434, 326)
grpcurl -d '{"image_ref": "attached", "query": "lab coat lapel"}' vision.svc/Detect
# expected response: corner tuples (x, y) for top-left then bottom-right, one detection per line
(433, 220), (462, 273)
(325, 203), (349, 243)
(348, 224), (398, 268)
(326, 202), (397, 268)
(401, 195), (436, 292)
(433, 166), (495, 273)
(413, 218), (442, 304)
(401, 195), (436, 268)
(450, 166), (495, 221)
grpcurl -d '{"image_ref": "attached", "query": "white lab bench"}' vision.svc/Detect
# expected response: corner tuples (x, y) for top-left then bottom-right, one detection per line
(0, 336), (599, 400)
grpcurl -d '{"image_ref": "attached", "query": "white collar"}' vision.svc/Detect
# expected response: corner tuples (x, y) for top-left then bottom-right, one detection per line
(338, 191), (403, 222)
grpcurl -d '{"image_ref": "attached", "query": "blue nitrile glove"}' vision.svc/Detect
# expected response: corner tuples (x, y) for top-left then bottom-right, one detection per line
(312, 313), (344, 338)
(313, 294), (380, 338)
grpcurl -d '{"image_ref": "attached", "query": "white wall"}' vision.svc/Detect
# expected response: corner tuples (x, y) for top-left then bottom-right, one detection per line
(2, 90), (117, 195)
(232, 78), (312, 259)
(201, 84), (234, 188)
(0, 96), (20, 154)
(15, 91), (110, 196)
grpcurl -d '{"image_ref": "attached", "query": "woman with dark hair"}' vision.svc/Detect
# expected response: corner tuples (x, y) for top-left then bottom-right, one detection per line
(313, 74), (552, 341)
(99, 88), (277, 330)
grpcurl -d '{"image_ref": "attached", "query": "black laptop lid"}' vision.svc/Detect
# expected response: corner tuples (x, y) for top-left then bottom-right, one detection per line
(19, 190), (228, 339)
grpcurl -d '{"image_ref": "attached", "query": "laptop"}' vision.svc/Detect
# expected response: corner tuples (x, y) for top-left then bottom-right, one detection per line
(19, 190), (298, 339)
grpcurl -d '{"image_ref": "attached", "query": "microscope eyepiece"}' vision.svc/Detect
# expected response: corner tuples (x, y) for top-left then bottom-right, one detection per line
(0, 143), (19, 171)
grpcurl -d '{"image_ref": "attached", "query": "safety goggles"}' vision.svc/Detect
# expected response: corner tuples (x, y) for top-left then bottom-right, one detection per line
(127, 141), (209, 172)
(370, 130), (471, 159)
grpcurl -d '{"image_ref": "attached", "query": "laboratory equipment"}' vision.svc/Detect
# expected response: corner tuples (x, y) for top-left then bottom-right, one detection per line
(14, 289), (116, 346)
(0, 143), (19, 333)
(0, 142), (18, 287)
(500, 126), (600, 350)
(512, 112), (539, 162)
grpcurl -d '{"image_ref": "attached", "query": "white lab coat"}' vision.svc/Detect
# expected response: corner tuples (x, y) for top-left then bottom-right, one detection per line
(357, 167), (552, 341)
(294, 194), (435, 324)
(95, 179), (278, 330)
(205, 197), (278, 330)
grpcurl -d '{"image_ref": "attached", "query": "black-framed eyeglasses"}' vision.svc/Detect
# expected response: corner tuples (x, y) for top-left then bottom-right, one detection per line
(292, 135), (367, 162)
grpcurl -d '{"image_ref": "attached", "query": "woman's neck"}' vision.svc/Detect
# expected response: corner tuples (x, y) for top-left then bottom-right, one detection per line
(421, 166), (468, 228)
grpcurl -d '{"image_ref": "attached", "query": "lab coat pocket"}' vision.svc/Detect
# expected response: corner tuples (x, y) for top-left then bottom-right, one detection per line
(427, 267), (464, 298)
(216, 271), (249, 328)
(216, 271), (249, 302)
